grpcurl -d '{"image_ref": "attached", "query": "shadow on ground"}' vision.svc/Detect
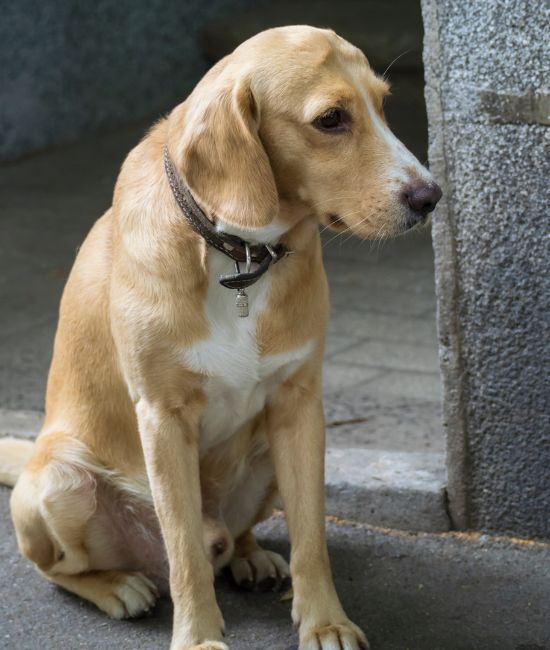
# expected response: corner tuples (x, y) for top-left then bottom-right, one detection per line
(1, 489), (549, 650)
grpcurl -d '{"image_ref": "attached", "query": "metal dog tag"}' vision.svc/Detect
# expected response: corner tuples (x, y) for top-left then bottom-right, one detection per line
(235, 289), (249, 318)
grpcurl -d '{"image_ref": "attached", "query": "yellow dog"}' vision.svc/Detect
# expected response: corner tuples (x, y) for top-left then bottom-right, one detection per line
(0, 25), (440, 650)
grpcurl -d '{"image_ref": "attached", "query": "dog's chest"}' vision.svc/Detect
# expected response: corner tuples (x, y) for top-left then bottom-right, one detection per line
(181, 251), (313, 452)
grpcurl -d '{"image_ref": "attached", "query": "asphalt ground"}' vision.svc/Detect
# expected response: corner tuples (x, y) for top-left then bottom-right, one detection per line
(1, 488), (549, 650)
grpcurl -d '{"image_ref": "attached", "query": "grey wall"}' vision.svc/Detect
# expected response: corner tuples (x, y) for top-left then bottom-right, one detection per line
(422, 0), (550, 538)
(0, 0), (259, 161)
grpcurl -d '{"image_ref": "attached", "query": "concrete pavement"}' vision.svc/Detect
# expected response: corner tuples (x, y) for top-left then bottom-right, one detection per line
(1, 488), (549, 650)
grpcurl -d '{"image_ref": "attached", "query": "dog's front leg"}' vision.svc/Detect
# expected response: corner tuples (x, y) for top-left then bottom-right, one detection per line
(137, 399), (227, 650)
(267, 371), (369, 650)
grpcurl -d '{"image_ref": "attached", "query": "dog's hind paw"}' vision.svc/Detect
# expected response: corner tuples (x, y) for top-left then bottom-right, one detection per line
(95, 571), (159, 619)
(230, 548), (290, 592)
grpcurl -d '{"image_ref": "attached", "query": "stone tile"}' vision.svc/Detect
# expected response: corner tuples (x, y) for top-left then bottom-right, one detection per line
(331, 339), (439, 374)
(324, 391), (444, 453)
(325, 448), (449, 531)
(323, 362), (383, 395)
(329, 283), (436, 318)
(364, 369), (442, 403)
(323, 334), (364, 359)
(325, 256), (434, 292)
(328, 309), (437, 346)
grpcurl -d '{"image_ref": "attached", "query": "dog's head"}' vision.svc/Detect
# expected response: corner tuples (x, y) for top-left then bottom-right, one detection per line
(169, 25), (441, 241)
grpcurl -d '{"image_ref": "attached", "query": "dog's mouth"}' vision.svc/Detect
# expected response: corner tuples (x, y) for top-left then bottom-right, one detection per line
(322, 207), (428, 240)
(403, 210), (431, 233)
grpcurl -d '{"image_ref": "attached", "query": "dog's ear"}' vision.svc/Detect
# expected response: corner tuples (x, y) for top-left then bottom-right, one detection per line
(176, 72), (278, 231)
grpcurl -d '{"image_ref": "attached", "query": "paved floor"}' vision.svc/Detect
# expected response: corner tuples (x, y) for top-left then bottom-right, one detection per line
(1, 488), (549, 650)
(0, 118), (442, 453)
(323, 232), (441, 452)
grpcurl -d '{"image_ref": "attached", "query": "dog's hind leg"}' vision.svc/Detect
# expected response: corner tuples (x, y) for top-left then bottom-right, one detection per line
(223, 449), (290, 592)
(10, 453), (93, 576)
(42, 570), (159, 619)
(10, 436), (159, 619)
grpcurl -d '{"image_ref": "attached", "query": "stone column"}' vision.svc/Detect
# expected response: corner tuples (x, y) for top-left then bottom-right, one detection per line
(421, 0), (550, 538)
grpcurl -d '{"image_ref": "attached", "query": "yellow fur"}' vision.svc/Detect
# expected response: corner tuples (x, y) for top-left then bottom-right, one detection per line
(0, 438), (34, 486)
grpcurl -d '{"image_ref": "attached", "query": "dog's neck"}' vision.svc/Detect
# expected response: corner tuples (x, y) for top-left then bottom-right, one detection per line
(164, 145), (292, 307)
(213, 186), (317, 246)
(214, 218), (289, 246)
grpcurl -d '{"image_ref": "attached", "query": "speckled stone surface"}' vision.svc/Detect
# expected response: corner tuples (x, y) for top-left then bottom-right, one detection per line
(0, 0), (263, 160)
(422, 0), (550, 538)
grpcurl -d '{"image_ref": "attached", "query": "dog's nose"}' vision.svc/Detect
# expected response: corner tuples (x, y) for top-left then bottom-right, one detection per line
(404, 182), (442, 217)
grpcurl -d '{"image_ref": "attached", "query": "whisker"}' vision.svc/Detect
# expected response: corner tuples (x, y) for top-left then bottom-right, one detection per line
(313, 194), (357, 207)
(382, 50), (413, 79)
(321, 210), (375, 247)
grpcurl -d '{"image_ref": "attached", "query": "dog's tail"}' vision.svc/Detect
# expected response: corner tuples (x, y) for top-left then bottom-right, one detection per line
(0, 438), (34, 486)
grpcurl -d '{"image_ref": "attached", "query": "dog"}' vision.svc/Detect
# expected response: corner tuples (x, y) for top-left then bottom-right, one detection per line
(0, 26), (441, 650)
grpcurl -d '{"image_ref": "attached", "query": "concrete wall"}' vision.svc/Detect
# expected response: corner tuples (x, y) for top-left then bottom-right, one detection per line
(0, 0), (259, 161)
(422, 0), (550, 538)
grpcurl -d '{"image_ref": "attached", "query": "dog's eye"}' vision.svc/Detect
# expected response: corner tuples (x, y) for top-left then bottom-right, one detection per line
(313, 108), (350, 132)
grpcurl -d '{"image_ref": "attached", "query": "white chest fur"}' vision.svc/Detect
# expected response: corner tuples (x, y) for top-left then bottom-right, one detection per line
(181, 250), (314, 453)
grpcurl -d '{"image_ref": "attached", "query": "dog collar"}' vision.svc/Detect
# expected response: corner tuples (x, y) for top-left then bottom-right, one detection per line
(163, 146), (288, 317)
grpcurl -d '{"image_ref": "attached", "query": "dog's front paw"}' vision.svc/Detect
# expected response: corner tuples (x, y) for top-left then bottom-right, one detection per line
(300, 621), (369, 650)
(171, 636), (228, 650)
(230, 548), (290, 592)
(170, 602), (226, 650)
